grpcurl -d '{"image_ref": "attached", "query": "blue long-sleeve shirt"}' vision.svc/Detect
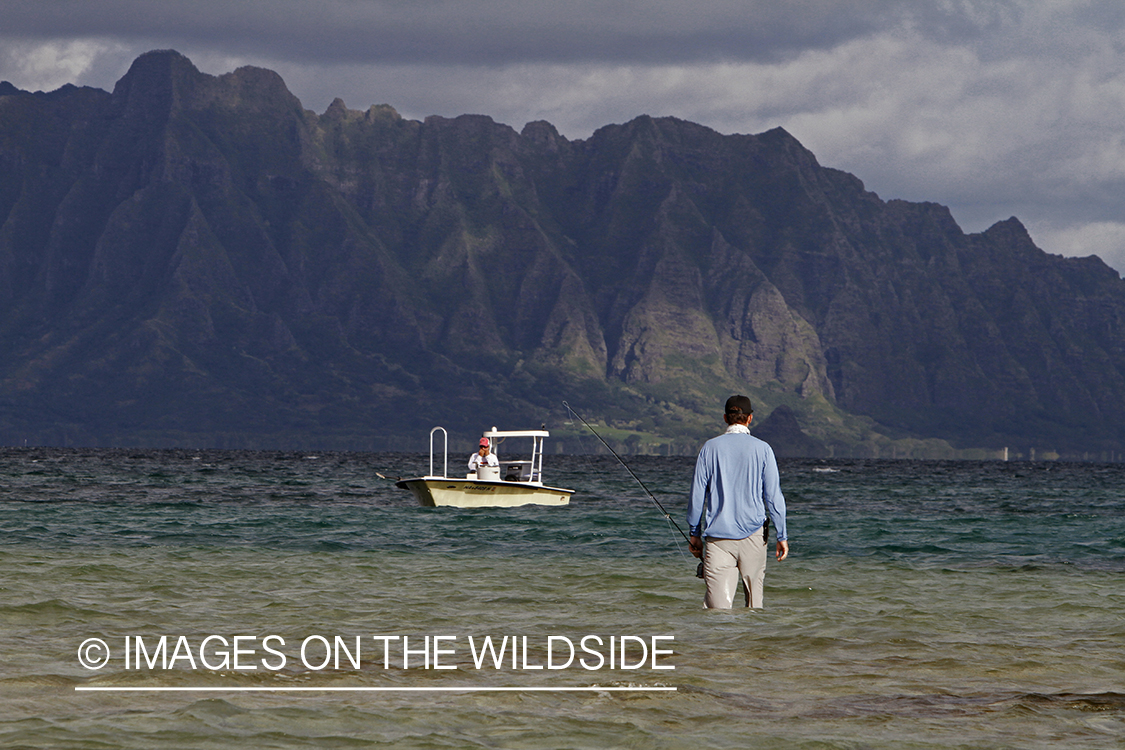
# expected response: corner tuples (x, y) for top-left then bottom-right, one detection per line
(687, 428), (787, 541)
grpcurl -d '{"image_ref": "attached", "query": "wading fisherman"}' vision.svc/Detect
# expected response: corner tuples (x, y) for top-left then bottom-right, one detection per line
(688, 395), (789, 608)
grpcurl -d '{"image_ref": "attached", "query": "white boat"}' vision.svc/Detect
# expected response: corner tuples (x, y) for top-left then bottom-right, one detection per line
(395, 426), (574, 508)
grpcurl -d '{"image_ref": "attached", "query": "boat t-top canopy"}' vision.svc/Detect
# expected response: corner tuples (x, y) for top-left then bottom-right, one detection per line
(483, 428), (549, 439)
(481, 426), (549, 484)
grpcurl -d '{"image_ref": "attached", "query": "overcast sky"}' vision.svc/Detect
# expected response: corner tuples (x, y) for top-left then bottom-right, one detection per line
(4, 1), (1125, 274)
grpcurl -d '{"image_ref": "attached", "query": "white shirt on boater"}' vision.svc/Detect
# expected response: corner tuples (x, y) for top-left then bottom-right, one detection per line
(468, 452), (498, 471)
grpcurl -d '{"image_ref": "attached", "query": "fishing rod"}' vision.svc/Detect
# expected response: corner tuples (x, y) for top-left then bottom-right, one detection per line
(562, 401), (692, 547)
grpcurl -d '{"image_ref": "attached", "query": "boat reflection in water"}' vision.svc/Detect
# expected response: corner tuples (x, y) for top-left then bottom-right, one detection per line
(395, 426), (574, 507)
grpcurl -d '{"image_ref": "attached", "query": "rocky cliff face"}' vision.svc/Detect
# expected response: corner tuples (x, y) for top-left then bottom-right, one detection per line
(2, 50), (1124, 456)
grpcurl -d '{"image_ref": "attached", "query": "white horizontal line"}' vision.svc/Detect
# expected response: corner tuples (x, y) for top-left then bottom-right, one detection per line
(75, 686), (677, 693)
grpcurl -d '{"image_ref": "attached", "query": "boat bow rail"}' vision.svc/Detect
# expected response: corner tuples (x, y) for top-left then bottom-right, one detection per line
(426, 426), (448, 479)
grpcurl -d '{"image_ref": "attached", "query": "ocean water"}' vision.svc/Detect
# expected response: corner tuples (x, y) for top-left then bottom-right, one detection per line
(1, 448), (1123, 749)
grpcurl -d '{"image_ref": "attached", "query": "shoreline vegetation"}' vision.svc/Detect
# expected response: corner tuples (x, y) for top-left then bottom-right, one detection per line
(0, 442), (1116, 463)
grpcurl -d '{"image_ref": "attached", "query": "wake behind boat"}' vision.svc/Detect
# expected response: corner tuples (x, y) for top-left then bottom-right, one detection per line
(395, 426), (574, 507)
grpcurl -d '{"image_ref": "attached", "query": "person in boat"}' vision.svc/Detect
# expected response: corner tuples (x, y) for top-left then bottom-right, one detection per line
(687, 395), (789, 608)
(468, 437), (499, 474)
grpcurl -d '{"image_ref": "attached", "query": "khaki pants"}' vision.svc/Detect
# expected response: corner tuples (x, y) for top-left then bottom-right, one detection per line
(703, 533), (767, 608)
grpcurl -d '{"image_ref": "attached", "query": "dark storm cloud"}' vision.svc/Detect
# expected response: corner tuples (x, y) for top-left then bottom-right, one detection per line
(3, 0), (916, 65)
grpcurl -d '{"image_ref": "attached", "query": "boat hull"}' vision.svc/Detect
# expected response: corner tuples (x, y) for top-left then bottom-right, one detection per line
(395, 477), (573, 508)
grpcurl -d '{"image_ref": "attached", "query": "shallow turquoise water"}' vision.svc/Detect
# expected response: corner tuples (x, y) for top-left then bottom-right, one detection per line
(1, 449), (1123, 748)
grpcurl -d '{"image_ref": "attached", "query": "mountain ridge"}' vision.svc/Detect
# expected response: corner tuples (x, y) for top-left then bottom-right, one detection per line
(2, 50), (1124, 459)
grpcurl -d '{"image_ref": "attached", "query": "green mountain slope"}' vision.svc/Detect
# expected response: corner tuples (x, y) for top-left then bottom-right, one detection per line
(2, 50), (1123, 458)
